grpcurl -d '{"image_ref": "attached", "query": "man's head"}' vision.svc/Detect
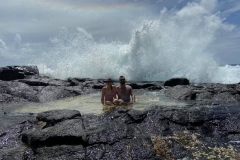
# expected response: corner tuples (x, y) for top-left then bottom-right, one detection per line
(119, 76), (126, 84)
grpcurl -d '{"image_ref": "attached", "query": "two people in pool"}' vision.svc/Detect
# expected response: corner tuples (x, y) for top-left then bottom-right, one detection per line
(101, 76), (136, 106)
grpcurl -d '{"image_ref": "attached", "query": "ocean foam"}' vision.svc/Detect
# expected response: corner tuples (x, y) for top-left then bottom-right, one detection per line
(34, 5), (227, 83)
(1, 0), (239, 84)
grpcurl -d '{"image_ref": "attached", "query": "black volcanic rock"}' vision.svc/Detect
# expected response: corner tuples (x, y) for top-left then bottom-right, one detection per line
(1, 65), (240, 159)
(164, 84), (240, 104)
(36, 109), (82, 127)
(12, 105), (240, 159)
(129, 83), (163, 90)
(1, 103), (240, 159)
(164, 85), (196, 100)
(0, 74), (98, 103)
(92, 83), (105, 89)
(0, 66), (39, 81)
(33, 145), (86, 160)
(22, 119), (87, 146)
(164, 78), (190, 87)
(0, 80), (39, 102)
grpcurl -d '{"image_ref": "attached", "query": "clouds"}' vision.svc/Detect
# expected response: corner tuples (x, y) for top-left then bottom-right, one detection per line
(171, 0), (240, 64)
(176, 1), (213, 18)
(0, 0), (240, 66)
(220, 0), (240, 16)
(0, 0), (154, 44)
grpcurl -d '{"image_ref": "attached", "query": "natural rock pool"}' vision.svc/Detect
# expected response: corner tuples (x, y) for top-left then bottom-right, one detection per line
(3, 90), (186, 116)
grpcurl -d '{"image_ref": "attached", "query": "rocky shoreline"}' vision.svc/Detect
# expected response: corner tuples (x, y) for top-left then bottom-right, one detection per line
(1, 66), (240, 159)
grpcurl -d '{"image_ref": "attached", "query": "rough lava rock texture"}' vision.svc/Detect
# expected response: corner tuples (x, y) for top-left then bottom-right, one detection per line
(164, 83), (240, 105)
(0, 66), (39, 81)
(1, 105), (240, 159)
(0, 66), (163, 103)
(164, 78), (190, 87)
(1, 66), (240, 159)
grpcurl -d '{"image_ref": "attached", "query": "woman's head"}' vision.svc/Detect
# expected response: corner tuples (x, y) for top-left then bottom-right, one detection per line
(104, 78), (112, 85)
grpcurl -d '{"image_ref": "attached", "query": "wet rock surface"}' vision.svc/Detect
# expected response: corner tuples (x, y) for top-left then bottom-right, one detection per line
(0, 66), (39, 81)
(1, 105), (240, 160)
(164, 78), (190, 87)
(164, 83), (240, 105)
(1, 66), (240, 159)
(36, 109), (82, 127)
(0, 66), (163, 103)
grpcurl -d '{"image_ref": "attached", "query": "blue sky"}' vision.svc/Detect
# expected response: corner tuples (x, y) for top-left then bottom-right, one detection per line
(0, 0), (240, 66)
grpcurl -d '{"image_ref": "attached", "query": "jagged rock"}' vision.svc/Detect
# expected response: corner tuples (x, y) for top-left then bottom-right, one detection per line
(164, 84), (240, 104)
(36, 110), (82, 127)
(164, 78), (190, 87)
(0, 66), (39, 81)
(0, 76), (90, 103)
(147, 85), (163, 90)
(126, 137), (156, 160)
(0, 81), (39, 102)
(1, 103), (240, 160)
(0, 93), (12, 102)
(37, 86), (78, 102)
(27, 106), (240, 159)
(127, 110), (147, 123)
(92, 83), (105, 89)
(0, 114), (35, 153)
(67, 78), (80, 86)
(213, 92), (240, 104)
(22, 119), (87, 146)
(164, 85), (196, 100)
(18, 76), (71, 86)
(33, 145), (86, 160)
(1, 65), (240, 159)
(131, 83), (163, 90)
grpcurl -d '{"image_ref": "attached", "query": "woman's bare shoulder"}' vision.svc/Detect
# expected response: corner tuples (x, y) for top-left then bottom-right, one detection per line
(102, 86), (107, 90)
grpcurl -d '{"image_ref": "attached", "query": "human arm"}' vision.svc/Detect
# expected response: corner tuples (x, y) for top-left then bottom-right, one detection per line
(101, 88), (105, 104)
(129, 87), (136, 103)
(131, 94), (136, 103)
(112, 86), (117, 101)
(116, 86), (121, 100)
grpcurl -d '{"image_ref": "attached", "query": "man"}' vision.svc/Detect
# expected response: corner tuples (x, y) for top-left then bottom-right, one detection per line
(116, 76), (135, 104)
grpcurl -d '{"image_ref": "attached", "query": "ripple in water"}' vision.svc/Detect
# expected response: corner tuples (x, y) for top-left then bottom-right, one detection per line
(12, 91), (186, 115)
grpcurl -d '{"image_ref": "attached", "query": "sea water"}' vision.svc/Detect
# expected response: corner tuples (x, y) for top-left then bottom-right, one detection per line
(9, 90), (186, 115)
(1, 2), (240, 158)
(33, 19), (237, 83)
(0, 90), (187, 132)
(1, 1), (239, 84)
(1, 0), (240, 119)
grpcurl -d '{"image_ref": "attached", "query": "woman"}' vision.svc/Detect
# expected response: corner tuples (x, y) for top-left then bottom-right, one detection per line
(101, 78), (117, 105)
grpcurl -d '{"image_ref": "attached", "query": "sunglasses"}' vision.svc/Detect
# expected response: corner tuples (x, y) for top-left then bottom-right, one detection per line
(120, 79), (125, 81)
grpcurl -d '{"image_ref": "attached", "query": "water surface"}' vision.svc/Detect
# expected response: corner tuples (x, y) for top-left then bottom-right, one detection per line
(10, 90), (186, 115)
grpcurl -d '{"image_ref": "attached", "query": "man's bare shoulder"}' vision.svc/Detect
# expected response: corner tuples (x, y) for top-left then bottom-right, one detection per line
(126, 85), (132, 89)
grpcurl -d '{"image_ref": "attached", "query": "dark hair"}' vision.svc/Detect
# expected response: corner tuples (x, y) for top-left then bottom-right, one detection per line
(119, 76), (125, 79)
